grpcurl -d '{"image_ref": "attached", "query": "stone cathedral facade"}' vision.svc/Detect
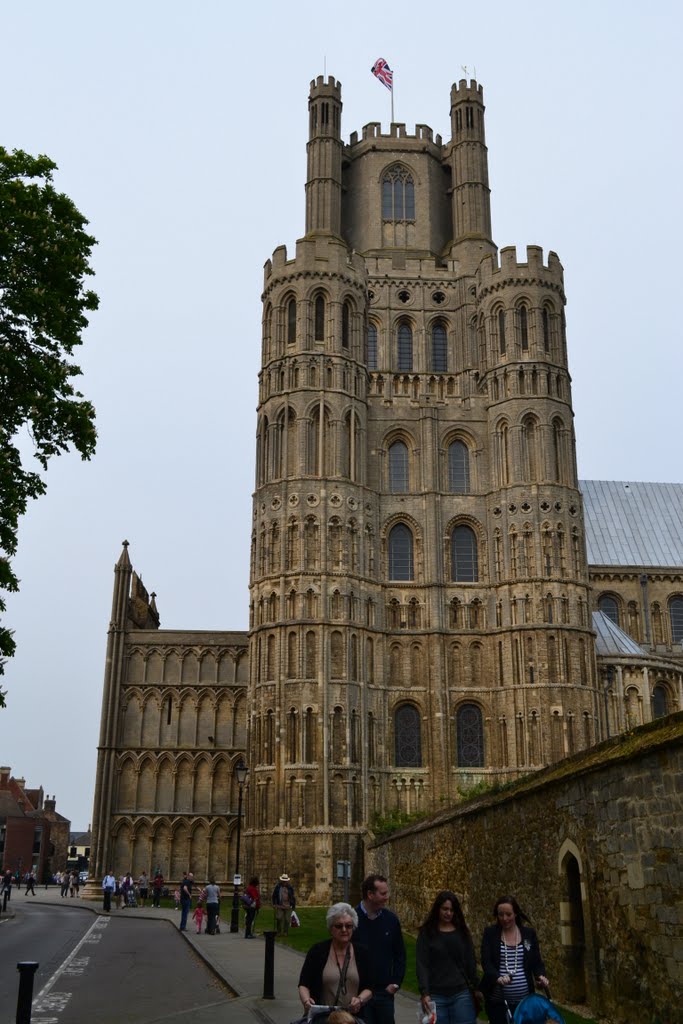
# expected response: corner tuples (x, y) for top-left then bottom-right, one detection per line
(91, 75), (683, 900)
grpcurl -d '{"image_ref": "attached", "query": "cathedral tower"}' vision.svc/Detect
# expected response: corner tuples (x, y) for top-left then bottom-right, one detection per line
(246, 75), (598, 900)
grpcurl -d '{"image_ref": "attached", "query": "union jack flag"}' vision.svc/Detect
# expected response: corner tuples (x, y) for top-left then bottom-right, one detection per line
(371, 58), (393, 91)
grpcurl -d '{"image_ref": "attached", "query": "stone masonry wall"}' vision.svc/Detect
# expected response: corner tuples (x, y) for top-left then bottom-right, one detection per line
(367, 712), (683, 1024)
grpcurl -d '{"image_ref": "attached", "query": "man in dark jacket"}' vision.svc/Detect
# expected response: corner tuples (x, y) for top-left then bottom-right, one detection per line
(272, 873), (296, 935)
(354, 874), (406, 1024)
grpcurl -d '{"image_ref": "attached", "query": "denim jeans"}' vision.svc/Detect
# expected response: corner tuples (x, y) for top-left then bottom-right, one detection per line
(180, 899), (191, 930)
(432, 990), (476, 1024)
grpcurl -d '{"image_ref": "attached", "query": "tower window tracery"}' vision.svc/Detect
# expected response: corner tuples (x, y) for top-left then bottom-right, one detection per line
(389, 440), (409, 493)
(388, 523), (414, 581)
(669, 596), (683, 643)
(451, 524), (478, 582)
(517, 304), (529, 351)
(497, 309), (506, 355)
(287, 297), (296, 345)
(342, 301), (350, 349)
(448, 440), (470, 493)
(367, 322), (378, 370)
(456, 703), (484, 767)
(431, 322), (448, 372)
(598, 594), (619, 626)
(382, 165), (415, 221)
(397, 321), (413, 371)
(394, 704), (422, 767)
(314, 294), (325, 341)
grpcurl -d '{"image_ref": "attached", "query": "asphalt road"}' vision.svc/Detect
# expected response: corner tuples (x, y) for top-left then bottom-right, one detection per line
(0, 902), (234, 1023)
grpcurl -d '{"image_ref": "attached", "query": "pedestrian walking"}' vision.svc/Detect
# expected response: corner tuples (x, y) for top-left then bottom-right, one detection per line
(152, 870), (164, 907)
(179, 872), (193, 931)
(480, 895), (550, 1024)
(416, 890), (480, 1024)
(138, 871), (149, 906)
(243, 875), (260, 938)
(204, 878), (221, 935)
(24, 871), (36, 896)
(354, 874), (406, 1024)
(272, 873), (296, 936)
(102, 870), (116, 912)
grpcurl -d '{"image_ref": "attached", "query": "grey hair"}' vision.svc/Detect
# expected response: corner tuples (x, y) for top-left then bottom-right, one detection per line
(326, 902), (358, 931)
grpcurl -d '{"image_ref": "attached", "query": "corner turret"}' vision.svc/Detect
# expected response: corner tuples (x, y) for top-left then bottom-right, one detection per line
(305, 76), (343, 237)
(447, 79), (495, 271)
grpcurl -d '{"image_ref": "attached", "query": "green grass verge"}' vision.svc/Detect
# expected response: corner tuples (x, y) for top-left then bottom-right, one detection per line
(272, 907), (597, 1024)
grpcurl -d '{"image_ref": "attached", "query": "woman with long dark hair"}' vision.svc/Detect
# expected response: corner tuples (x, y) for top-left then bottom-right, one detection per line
(416, 890), (479, 1024)
(480, 895), (549, 1024)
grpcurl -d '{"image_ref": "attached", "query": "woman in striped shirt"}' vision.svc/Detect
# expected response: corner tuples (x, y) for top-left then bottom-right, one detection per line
(480, 895), (549, 1024)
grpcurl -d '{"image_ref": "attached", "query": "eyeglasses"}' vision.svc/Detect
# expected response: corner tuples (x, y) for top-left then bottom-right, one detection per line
(332, 922), (353, 930)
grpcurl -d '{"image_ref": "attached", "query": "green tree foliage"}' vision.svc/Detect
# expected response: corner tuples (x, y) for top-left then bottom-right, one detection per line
(0, 147), (98, 702)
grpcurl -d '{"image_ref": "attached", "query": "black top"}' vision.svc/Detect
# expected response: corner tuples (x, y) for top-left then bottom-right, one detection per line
(299, 940), (374, 1007)
(354, 904), (406, 989)
(416, 928), (478, 995)
(480, 924), (545, 997)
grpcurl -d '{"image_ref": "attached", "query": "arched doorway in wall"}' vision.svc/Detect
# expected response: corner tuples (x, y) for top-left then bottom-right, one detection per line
(558, 840), (587, 1002)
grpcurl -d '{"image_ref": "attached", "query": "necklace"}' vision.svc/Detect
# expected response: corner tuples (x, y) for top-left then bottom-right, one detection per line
(333, 944), (351, 997)
(502, 929), (520, 977)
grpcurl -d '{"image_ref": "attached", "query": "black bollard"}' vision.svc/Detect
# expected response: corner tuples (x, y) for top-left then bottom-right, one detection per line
(16, 962), (39, 1024)
(3, 890), (8, 912)
(262, 930), (276, 999)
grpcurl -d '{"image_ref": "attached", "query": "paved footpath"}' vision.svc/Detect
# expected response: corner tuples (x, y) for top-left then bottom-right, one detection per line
(3, 886), (423, 1024)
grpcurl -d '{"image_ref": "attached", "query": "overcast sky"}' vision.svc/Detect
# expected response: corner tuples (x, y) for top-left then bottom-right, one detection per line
(2, 1), (681, 833)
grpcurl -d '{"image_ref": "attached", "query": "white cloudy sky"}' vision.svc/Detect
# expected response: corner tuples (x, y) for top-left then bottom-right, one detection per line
(2, 0), (681, 831)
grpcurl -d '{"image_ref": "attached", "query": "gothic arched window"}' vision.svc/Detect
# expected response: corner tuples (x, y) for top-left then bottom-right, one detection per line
(517, 304), (529, 351)
(388, 440), (409, 493)
(382, 166), (415, 221)
(448, 440), (470, 493)
(669, 596), (683, 643)
(456, 703), (484, 767)
(497, 309), (506, 355)
(652, 684), (669, 719)
(314, 295), (325, 341)
(431, 322), (448, 372)
(342, 301), (350, 348)
(397, 322), (413, 371)
(388, 523), (414, 581)
(394, 704), (422, 767)
(287, 297), (296, 345)
(451, 525), (478, 582)
(598, 595), (620, 626)
(367, 322), (378, 370)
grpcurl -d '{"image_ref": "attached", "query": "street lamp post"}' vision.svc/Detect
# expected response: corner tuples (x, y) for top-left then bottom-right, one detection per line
(230, 759), (248, 934)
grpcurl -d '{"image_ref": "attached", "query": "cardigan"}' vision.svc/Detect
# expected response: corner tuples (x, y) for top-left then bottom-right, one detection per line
(480, 924), (546, 998)
(299, 940), (374, 1006)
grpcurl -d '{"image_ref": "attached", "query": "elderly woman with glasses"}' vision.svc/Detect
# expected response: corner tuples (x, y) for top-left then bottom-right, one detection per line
(298, 903), (374, 1019)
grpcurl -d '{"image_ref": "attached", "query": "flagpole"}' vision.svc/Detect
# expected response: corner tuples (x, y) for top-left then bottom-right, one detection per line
(391, 76), (395, 123)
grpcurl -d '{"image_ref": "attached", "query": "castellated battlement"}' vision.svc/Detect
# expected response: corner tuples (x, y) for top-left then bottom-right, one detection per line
(309, 75), (341, 98)
(347, 123), (443, 150)
(451, 79), (484, 102)
(263, 237), (366, 289)
(476, 245), (564, 291)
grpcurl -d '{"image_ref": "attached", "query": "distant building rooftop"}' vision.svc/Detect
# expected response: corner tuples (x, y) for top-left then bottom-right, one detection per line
(581, 480), (683, 568)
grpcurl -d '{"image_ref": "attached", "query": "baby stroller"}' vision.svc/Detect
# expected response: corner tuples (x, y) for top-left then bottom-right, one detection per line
(126, 886), (138, 908)
(512, 992), (565, 1023)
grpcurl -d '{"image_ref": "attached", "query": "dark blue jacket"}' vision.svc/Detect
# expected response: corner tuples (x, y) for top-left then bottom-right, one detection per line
(354, 903), (406, 990)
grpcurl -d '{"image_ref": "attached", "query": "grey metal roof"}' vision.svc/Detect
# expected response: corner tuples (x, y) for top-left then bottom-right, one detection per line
(581, 480), (683, 568)
(592, 611), (647, 657)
